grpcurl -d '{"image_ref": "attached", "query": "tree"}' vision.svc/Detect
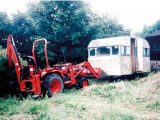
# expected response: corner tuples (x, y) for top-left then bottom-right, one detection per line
(88, 14), (130, 39)
(27, 1), (92, 63)
(0, 12), (12, 40)
(11, 12), (35, 39)
(11, 12), (35, 55)
(142, 20), (160, 37)
(26, 1), (129, 64)
(0, 1), (130, 65)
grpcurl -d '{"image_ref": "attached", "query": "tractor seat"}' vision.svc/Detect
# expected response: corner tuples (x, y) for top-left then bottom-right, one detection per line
(22, 55), (36, 66)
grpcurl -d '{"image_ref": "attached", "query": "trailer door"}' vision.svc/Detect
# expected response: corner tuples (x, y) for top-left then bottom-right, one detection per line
(131, 38), (137, 73)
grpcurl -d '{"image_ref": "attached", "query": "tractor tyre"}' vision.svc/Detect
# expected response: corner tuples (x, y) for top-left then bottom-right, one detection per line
(43, 74), (64, 98)
(76, 77), (89, 89)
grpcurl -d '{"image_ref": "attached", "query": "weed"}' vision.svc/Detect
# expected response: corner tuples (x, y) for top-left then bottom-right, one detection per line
(146, 101), (160, 110)
(28, 104), (47, 114)
(35, 112), (53, 120)
(0, 97), (20, 115)
(108, 112), (135, 120)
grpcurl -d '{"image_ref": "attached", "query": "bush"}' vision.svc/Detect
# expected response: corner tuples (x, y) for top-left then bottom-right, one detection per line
(0, 46), (9, 96)
(0, 46), (27, 96)
(0, 46), (7, 81)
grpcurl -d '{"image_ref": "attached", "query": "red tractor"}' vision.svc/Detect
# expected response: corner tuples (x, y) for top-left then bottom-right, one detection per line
(6, 34), (101, 97)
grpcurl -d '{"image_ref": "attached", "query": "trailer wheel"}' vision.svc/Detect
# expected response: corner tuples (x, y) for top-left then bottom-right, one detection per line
(76, 78), (89, 89)
(43, 74), (64, 97)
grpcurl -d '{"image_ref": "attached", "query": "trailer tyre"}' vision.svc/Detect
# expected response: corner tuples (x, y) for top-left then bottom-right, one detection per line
(76, 78), (89, 89)
(43, 74), (64, 97)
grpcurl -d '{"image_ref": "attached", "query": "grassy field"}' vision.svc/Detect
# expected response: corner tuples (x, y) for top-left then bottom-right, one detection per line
(0, 72), (160, 120)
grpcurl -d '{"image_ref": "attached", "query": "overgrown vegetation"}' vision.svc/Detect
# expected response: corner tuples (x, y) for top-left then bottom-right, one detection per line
(0, 1), (129, 66)
(0, 73), (160, 120)
(0, 46), (27, 96)
(0, 46), (7, 82)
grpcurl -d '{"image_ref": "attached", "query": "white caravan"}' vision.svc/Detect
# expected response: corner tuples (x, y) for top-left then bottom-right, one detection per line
(88, 36), (150, 77)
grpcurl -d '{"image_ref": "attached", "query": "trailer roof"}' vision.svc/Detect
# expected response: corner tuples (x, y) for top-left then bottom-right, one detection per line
(88, 36), (130, 48)
(88, 36), (150, 48)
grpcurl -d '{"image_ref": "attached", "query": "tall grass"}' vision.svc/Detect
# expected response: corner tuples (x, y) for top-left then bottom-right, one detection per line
(0, 72), (160, 120)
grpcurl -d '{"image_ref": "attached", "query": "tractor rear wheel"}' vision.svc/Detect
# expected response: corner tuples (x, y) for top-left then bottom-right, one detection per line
(43, 74), (64, 97)
(76, 78), (89, 89)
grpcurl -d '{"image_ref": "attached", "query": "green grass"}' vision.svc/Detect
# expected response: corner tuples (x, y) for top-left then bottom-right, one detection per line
(146, 101), (160, 110)
(0, 72), (160, 120)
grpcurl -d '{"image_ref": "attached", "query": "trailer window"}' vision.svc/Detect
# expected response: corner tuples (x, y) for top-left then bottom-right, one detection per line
(121, 46), (130, 56)
(143, 48), (150, 57)
(97, 47), (110, 55)
(112, 46), (119, 55)
(89, 48), (95, 56)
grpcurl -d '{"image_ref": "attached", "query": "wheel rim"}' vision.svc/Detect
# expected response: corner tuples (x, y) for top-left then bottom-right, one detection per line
(82, 80), (89, 88)
(50, 80), (61, 93)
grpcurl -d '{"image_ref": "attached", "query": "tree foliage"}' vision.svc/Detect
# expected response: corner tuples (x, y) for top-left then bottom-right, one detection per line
(88, 14), (129, 39)
(142, 20), (160, 37)
(0, 1), (129, 65)
(0, 12), (12, 40)
(26, 1), (129, 64)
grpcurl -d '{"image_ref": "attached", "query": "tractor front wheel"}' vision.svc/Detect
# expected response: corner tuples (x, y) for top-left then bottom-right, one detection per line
(76, 78), (89, 89)
(43, 74), (64, 97)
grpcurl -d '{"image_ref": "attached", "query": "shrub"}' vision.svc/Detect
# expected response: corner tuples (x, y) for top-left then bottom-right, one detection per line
(0, 46), (9, 96)
(0, 46), (27, 96)
(0, 46), (7, 82)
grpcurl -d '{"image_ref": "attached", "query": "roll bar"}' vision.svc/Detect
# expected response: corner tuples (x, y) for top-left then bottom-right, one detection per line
(32, 38), (50, 68)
